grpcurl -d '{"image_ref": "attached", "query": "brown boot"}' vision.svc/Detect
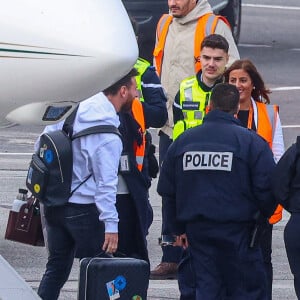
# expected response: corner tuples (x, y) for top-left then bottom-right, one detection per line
(150, 262), (178, 280)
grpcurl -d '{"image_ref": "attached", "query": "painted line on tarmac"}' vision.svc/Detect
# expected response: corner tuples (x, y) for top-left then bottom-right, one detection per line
(239, 44), (300, 52)
(282, 125), (300, 128)
(149, 281), (179, 289)
(0, 152), (31, 155)
(239, 44), (272, 48)
(271, 86), (300, 91)
(243, 4), (300, 10)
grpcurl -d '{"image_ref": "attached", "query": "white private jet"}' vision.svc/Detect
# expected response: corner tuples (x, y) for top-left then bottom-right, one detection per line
(0, 0), (138, 128)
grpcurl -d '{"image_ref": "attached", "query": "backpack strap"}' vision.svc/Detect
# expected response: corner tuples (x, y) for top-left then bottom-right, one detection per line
(70, 174), (92, 195)
(72, 125), (122, 140)
(70, 125), (122, 195)
(62, 105), (80, 137)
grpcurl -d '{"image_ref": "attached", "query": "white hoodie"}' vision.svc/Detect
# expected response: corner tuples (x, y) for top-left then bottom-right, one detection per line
(37, 92), (122, 233)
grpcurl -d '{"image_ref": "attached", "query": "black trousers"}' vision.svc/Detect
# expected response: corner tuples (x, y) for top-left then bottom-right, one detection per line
(159, 131), (183, 263)
(38, 203), (104, 300)
(185, 221), (268, 300)
(178, 222), (273, 300)
(116, 194), (142, 259)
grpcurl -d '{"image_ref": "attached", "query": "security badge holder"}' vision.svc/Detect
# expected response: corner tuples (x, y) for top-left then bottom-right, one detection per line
(158, 235), (176, 247)
(119, 153), (130, 173)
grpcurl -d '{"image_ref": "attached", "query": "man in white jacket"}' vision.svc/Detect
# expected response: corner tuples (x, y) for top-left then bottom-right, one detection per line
(151, 0), (240, 286)
(37, 69), (138, 300)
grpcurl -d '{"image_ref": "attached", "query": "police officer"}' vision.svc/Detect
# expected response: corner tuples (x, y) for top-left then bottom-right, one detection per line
(169, 33), (230, 299)
(173, 34), (229, 140)
(157, 83), (277, 299)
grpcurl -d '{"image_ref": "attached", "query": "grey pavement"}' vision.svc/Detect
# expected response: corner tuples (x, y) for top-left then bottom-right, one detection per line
(0, 132), (297, 299)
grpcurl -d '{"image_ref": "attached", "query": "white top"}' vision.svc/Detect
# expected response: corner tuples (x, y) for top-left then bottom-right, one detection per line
(36, 92), (122, 233)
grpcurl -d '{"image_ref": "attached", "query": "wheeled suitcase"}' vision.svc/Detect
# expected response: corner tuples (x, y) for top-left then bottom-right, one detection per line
(78, 255), (150, 300)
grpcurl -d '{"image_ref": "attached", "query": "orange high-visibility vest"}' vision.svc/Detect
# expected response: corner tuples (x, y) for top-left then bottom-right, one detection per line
(153, 13), (230, 76)
(131, 99), (146, 171)
(251, 101), (283, 224)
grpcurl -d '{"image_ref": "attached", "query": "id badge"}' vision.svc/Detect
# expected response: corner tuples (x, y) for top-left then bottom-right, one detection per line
(119, 153), (130, 173)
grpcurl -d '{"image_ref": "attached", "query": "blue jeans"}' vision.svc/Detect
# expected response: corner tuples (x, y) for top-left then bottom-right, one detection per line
(159, 131), (183, 263)
(38, 203), (104, 300)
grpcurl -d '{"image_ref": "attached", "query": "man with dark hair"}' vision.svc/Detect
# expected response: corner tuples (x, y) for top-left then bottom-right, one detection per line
(157, 83), (277, 299)
(37, 69), (138, 300)
(209, 82), (239, 113)
(172, 34), (229, 140)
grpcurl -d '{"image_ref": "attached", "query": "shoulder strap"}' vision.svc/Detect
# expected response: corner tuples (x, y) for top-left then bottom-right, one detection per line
(70, 125), (122, 196)
(62, 105), (79, 136)
(71, 125), (121, 140)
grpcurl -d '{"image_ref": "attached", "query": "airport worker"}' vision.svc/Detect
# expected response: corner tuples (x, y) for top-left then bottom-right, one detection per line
(151, 0), (240, 278)
(172, 33), (229, 140)
(272, 136), (300, 299)
(224, 59), (285, 299)
(115, 18), (167, 261)
(37, 69), (138, 300)
(157, 83), (277, 299)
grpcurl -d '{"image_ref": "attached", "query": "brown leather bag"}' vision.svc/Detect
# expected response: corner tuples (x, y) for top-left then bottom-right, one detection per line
(5, 196), (44, 246)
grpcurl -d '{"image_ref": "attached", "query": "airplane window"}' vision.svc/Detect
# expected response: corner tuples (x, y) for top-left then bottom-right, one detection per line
(43, 105), (73, 121)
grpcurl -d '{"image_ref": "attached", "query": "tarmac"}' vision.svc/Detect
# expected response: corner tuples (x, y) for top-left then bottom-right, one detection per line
(0, 128), (298, 299)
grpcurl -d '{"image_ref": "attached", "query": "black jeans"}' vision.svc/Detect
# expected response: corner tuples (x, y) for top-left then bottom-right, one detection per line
(38, 203), (104, 300)
(159, 131), (183, 263)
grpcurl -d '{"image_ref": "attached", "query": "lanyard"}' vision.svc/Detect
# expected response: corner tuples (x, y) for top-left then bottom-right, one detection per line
(247, 104), (254, 129)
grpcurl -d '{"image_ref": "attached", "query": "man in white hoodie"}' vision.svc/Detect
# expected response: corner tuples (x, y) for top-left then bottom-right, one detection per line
(151, 0), (240, 284)
(37, 69), (138, 300)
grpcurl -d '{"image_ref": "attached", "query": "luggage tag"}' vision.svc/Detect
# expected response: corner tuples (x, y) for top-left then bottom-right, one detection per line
(119, 153), (130, 173)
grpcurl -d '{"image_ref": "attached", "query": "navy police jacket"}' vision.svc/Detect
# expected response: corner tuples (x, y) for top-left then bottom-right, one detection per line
(272, 136), (300, 213)
(158, 109), (277, 235)
(140, 65), (167, 129)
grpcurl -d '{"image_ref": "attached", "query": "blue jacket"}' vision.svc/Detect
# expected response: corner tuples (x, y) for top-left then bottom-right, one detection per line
(140, 65), (167, 128)
(158, 109), (277, 235)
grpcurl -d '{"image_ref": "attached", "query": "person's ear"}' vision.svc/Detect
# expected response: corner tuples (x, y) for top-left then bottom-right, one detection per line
(225, 54), (229, 65)
(119, 86), (128, 99)
(234, 103), (240, 118)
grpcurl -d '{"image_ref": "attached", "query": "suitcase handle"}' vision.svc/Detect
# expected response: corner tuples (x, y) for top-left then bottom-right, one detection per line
(95, 251), (127, 258)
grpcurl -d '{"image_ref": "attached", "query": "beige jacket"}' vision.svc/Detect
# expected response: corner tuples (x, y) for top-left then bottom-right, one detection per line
(157, 0), (240, 137)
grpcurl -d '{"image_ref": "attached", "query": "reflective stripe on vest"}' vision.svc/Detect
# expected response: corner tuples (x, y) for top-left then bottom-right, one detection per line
(131, 98), (146, 171)
(153, 13), (230, 76)
(252, 101), (282, 224)
(254, 101), (278, 148)
(173, 76), (210, 140)
(134, 58), (150, 102)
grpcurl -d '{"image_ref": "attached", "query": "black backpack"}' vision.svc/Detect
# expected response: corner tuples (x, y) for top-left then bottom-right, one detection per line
(26, 106), (121, 207)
